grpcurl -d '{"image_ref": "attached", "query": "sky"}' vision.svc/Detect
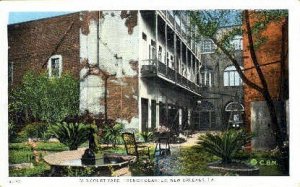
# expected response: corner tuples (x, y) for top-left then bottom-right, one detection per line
(8, 12), (73, 24)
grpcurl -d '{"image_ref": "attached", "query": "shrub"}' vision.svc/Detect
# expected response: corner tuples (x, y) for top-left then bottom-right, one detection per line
(102, 123), (123, 147)
(9, 143), (31, 151)
(47, 122), (90, 150)
(198, 129), (252, 164)
(9, 72), (79, 124)
(9, 122), (19, 143)
(18, 122), (50, 141)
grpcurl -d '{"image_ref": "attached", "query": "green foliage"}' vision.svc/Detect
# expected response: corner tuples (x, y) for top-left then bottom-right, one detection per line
(198, 130), (252, 164)
(9, 162), (51, 177)
(178, 146), (221, 175)
(9, 143), (31, 151)
(35, 142), (68, 152)
(129, 159), (155, 176)
(189, 10), (287, 54)
(18, 122), (50, 141)
(64, 167), (93, 177)
(9, 72), (79, 124)
(189, 10), (242, 38)
(102, 123), (124, 147)
(139, 131), (153, 142)
(9, 142), (68, 152)
(9, 122), (19, 143)
(9, 150), (34, 164)
(47, 122), (89, 150)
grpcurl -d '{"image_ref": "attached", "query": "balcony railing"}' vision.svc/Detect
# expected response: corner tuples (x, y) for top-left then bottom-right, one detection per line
(158, 11), (196, 56)
(141, 60), (201, 95)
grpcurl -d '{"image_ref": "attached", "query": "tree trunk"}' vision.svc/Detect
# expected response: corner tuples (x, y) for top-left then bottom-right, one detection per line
(244, 10), (284, 147)
(244, 10), (288, 174)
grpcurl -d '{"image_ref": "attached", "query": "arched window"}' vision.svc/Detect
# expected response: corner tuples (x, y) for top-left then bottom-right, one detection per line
(224, 66), (242, 86)
(225, 102), (244, 128)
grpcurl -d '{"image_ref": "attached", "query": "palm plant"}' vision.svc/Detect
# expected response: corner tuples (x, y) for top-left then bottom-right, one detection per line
(139, 131), (153, 143)
(198, 129), (252, 164)
(103, 123), (123, 147)
(47, 122), (90, 150)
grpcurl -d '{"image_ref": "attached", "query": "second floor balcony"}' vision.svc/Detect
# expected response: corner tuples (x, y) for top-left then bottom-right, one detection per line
(141, 59), (202, 96)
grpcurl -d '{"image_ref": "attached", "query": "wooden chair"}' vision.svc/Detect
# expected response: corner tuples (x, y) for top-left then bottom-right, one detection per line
(122, 132), (150, 159)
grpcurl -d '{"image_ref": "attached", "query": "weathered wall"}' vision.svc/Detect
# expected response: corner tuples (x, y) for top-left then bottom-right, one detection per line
(251, 101), (287, 150)
(79, 11), (140, 129)
(8, 13), (82, 86)
(79, 11), (104, 115)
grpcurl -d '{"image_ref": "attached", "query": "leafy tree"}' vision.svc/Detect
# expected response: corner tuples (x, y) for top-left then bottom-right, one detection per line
(9, 72), (79, 124)
(188, 10), (288, 172)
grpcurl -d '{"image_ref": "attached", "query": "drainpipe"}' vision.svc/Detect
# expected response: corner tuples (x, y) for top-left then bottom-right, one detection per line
(97, 11), (100, 67)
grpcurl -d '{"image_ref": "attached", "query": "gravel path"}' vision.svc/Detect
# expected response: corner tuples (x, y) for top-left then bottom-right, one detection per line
(155, 132), (214, 176)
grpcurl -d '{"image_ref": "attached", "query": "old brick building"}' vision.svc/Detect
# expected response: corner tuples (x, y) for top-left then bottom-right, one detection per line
(243, 13), (288, 150)
(8, 12), (82, 85)
(8, 11), (204, 132)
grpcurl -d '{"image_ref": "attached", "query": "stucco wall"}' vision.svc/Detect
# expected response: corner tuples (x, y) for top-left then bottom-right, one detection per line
(79, 11), (140, 129)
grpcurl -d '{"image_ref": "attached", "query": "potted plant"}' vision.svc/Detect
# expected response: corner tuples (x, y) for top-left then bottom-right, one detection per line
(198, 129), (259, 175)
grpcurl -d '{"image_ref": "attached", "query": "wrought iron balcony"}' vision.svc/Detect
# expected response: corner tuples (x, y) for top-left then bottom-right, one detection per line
(141, 60), (201, 95)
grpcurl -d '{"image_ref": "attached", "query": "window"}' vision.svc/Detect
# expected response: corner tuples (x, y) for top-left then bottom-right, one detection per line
(48, 55), (62, 78)
(225, 102), (244, 128)
(230, 35), (243, 50)
(205, 72), (210, 86)
(224, 66), (242, 86)
(170, 55), (174, 69)
(158, 46), (162, 61)
(201, 39), (215, 53)
(166, 52), (169, 66)
(200, 69), (213, 87)
(200, 72), (205, 85)
(149, 45), (156, 62)
(149, 40), (156, 62)
(8, 62), (13, 85)
(142, 32), (147, 41)
(151, 39), (156, 46)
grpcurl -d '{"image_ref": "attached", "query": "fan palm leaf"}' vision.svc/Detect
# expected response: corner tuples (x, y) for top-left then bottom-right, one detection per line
(198, 130), (252, 164)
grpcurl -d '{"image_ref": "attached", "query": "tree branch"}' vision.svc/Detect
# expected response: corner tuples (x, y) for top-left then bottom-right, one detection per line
(211, 38), (264, 93)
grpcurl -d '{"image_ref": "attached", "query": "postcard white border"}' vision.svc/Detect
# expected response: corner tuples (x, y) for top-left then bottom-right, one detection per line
(1, 0), (300, 187)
